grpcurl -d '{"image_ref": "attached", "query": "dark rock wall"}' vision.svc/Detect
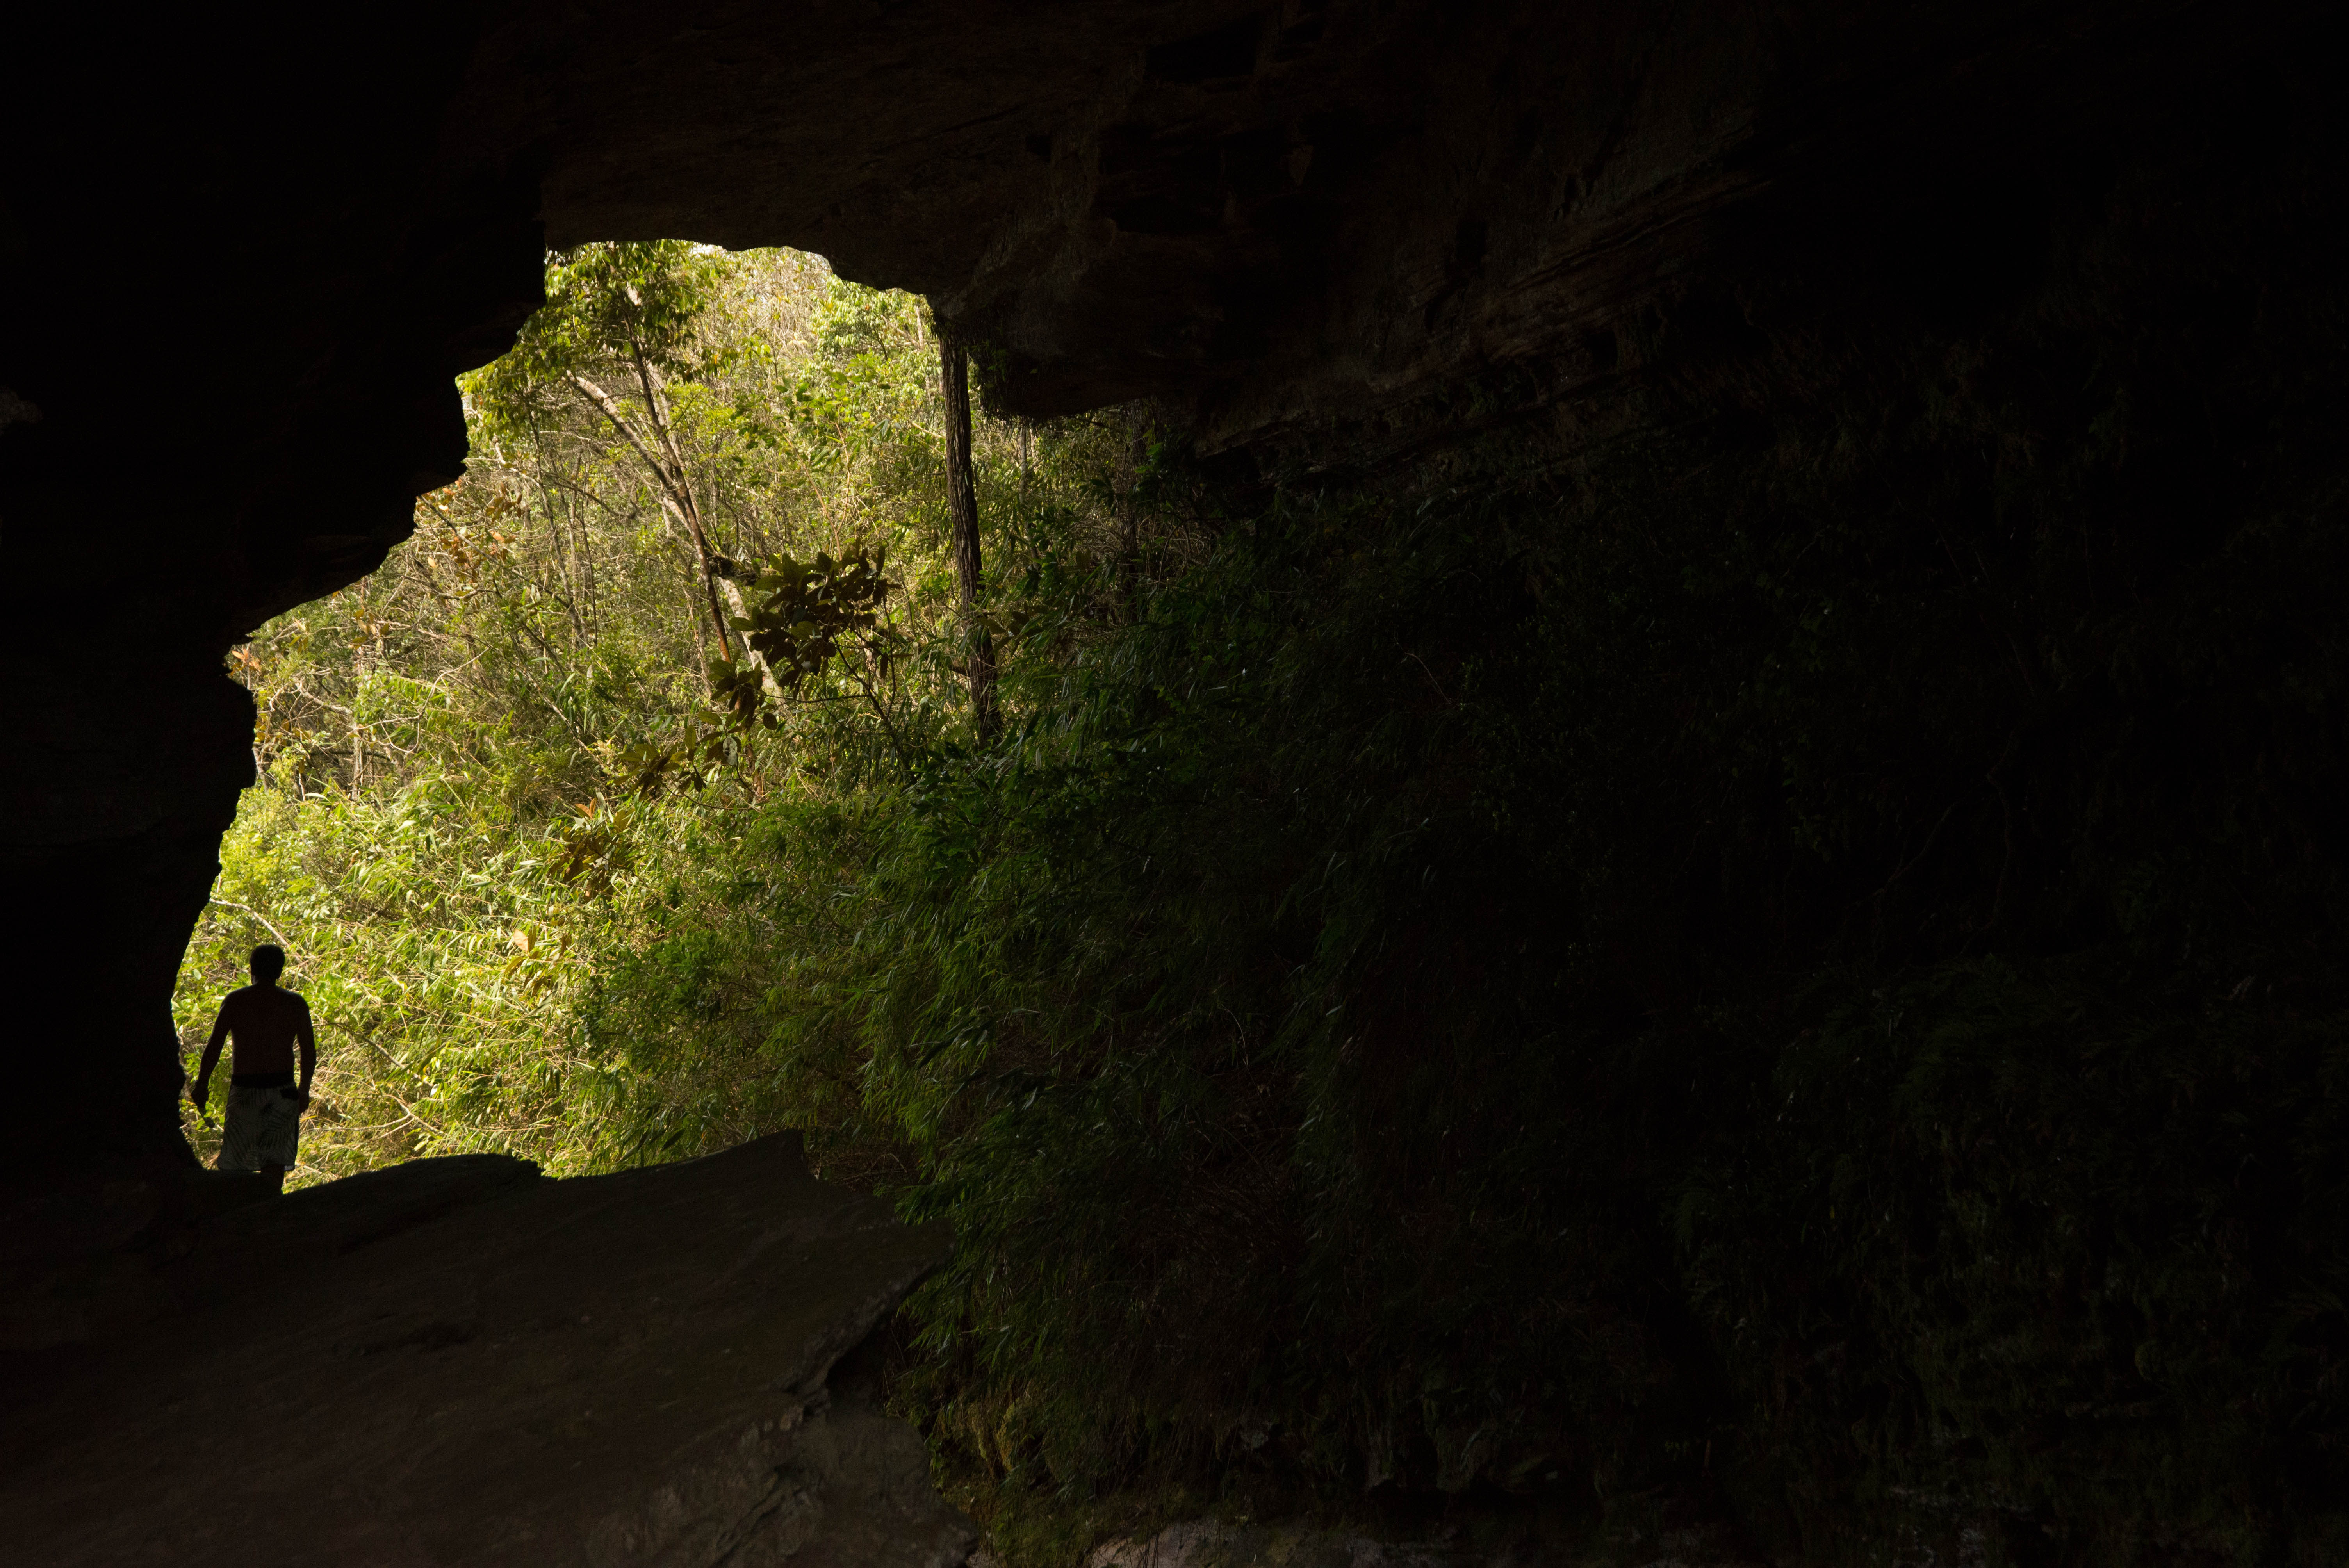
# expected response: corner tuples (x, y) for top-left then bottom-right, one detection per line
(1, 0), (2338, 1184)
(2, 5), (539, 1173)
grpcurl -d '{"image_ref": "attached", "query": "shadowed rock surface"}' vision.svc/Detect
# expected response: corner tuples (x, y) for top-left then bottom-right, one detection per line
(0, 1135), (972, 1568)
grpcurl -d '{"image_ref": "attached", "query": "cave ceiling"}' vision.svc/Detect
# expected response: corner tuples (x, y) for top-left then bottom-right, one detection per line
(4, 0), (2293, 647)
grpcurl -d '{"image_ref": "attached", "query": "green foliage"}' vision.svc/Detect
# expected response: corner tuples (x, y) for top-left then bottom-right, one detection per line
(712, 545), (899, 724)
(174, 246), (1138, 1177)
(469, 239), (733, 437)
(179, 768), (628, 1176)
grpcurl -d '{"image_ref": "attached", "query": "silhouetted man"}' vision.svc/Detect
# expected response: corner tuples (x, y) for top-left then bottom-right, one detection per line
(189, 944), (316, 1191)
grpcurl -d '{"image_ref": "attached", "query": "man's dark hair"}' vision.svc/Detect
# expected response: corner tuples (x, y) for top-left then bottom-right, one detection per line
(250, 944), (286, 982)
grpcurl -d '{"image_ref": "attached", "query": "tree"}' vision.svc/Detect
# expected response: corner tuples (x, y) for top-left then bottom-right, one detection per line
(471, 242), (781, 702)
(937, 329), (996, 743)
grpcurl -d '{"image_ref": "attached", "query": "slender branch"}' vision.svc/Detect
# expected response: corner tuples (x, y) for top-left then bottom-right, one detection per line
(845, 643), (914, 774)
(209, 898), (296, 951)
(539, 472), (628, 518)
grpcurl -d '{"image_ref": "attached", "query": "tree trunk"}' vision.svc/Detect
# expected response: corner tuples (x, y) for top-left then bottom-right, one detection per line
(1117, 427), (1146, 624)
(939, 334), (996, 743)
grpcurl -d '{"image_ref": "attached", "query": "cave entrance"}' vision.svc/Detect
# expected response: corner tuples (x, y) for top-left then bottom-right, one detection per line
(170, 241), (1159, 1190)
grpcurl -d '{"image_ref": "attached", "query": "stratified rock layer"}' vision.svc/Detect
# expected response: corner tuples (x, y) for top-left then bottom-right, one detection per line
(0, 1135), (972, 1568)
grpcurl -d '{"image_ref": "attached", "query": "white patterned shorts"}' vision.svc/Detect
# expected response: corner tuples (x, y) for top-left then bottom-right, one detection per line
(219, 1083), (301, 1172)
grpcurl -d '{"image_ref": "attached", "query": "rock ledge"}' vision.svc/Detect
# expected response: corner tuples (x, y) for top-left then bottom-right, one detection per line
(0, 1135), (973, 1568)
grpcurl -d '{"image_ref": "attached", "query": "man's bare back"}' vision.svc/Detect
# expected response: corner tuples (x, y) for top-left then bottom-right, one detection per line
(212, 984), (312, 1080)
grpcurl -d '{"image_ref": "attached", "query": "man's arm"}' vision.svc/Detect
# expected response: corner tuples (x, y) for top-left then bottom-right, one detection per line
(295, 999), (317, 1109)
(191, 1003), (230, 1111)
